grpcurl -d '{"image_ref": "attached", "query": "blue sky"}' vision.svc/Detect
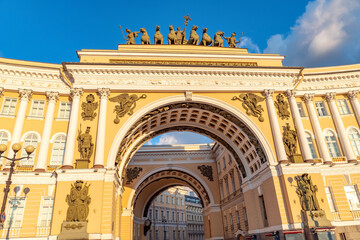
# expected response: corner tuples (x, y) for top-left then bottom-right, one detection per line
(1, 0), (359, 145)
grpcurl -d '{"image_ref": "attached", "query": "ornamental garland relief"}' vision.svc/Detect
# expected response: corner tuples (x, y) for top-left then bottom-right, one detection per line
(109, 93), (147, 124)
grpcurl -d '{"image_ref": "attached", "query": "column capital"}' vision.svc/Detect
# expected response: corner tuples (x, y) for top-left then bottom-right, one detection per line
(324, 92), (336, 102)
(263, 89), (274, 99)
(285, 90), (296, 99)
(347, 90), (359, 100)
(19, 89), (32, 101)
(70, 88), (83, 99)
(302, 93), (314, 103)
(97, 88), (110, 99)
(45, 91), (59, 103)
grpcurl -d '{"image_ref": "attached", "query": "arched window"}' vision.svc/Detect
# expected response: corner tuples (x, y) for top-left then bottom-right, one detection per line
(21, 133), (39, 165)
(305, 132), (317, 159)
(50, 134), (66, 165)
(0, 131), (9, 145)
(348, 128), (360, 156)
(324, 130), (341, 158)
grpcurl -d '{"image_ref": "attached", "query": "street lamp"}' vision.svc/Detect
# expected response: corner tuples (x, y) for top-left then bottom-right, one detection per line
(0, 143), (34, 228)
(161, 216), (167, 240)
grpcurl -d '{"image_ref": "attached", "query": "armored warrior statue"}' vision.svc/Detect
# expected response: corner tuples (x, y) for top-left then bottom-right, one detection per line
(66, 180), (91, 222)
(125, 29), (139, 45)
(77, 126), (94, 160)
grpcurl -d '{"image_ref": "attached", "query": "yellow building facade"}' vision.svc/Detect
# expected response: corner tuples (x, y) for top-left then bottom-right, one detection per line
(0, 45), (359, 239)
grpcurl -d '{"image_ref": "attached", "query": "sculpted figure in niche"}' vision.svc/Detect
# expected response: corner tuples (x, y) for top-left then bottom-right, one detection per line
(140, 28), (151, 44)
(274, 93), (290, 120)
(125, 29), (139, 45)
(223, 32), (240, 48)
(213, 31), (224, 47)
(199, 28), (213, 46)
(295, 174), (320, 211)
(66, 180), (91, 222)
(77, 126), (94, 160)
(282, 123), (297, 157)
(187, 25), (199, 45)
(154, 26), (163, 45)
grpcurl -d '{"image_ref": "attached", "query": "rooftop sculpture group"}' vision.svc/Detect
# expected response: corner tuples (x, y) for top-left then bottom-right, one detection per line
(119, 15), (242, 48)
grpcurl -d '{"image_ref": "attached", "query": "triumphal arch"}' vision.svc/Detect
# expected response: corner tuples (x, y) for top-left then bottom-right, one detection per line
(0, 28), (360, 240)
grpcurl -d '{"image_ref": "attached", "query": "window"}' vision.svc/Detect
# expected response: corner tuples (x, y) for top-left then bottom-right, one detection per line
(50, 134), (66, 165)
(5, 197), (26, 228)
(181, 212), (184, 221)
(229, 213), (234, 230)
(325, 187), (337, 212)
(172, 197), (174, 204)
(225, 178), (230, 197)
(231, 174), (236, 193)
(228, 154), (232, 164)
(155, 209), (158, 220)
(160, 195), (163, 203)
(217, 162), (221, 173)
(177, 212), (179, 221)
(337, 99), (351, 115)
(222, 157), (226, 169)
(180, 199), (183, 206)
(30, 100), (45, 117)
(236, 211), (241, 229)
(166, 210), (170, 220)
(306, 132), (317, 159)
(324, 130), (341, 157)
(149, 209), (153, 220)
(38, 197), (54, 227)
(259, 195), (268, 227)
(315, 101), (328, 116)
(1, 97), (17, 115)
(161, 210), (164, 219)
(0, 131), (9, 145)
(156, 230), (159, 240)
(344, 185), (360, 211)
(58, 102), (71, 119)
(224, 215), (228, 231)
(172, 211), (175, 221)
(176, 198), (179, 205)
(348, 128), (360, 156)
(166, 196), (169, 204)
(297, 102), (306, 117)
(173, 230), (176, 240)
(243, 207), (248, 227)
(21, 133), (39, 165)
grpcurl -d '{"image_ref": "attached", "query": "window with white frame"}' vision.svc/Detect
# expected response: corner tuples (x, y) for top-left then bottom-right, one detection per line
(324, 130), (341, 157)
(305, 132), (317, 159)
(344, 185), (360, 211)
(224, 215), (228, 231)
(50, 134), (66, 165)
(21, 133), (39, 165)
(5, 197), (26, 228)
(337, 99), (351, 115)
(229, 213), (234, 229)
(30, 100), (45, 117)
(325, 187), (337, 212)
(58, 102), (71, 119)
(348, 128), (360, 156)
(297, 102), (306, 117)
(0, 131), (9, 145)
(217, 162), (221, 173)
(315, 101), (328, 116)
(1, 97), (17, 115)
(38, 197), (54, 227)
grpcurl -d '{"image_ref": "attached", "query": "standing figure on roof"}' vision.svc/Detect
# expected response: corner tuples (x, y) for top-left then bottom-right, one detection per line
(125, 29), (139, 45)
(223, 32), (241, 48)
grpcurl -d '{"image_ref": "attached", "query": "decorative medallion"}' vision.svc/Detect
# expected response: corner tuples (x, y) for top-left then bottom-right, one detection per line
(109, 93), (147, 124)
(282, 123), (297, 158)
(197, 165), (214, 181)
(274, 93), (290, 120)
(81, 94), (98, 121)
(295, 174), (320, 211)
(66, 180), (91, 222)
(232, 93), (265, 122)
(126, 167), (143, 184)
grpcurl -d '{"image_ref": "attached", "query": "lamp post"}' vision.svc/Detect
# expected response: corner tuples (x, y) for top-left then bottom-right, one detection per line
(0, 143), (34, 229)
(162, 216), (167, 240)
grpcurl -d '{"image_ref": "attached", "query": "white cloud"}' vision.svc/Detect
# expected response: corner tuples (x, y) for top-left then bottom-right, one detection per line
(240, 36), (260, 53)
(145, 132), (213, 145)
(264, 0), (360, 67)
(157, 134), (179, 145)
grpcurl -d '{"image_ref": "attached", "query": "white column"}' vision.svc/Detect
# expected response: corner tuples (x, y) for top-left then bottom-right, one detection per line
(8, 89), (32, 157)
(93, 88), (110, 168)
(35, 92), (59, 172)
(263, 90), (288, 163)
(325, 92), (357, 163)
(303, 94), (332, 163)
(348, 90), (360, 126)
(62, 88), (83, 168)
(285, 90), (313, 162)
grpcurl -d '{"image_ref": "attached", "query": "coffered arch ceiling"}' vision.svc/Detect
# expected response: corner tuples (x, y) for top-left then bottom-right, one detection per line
(116, 101), (269, 180)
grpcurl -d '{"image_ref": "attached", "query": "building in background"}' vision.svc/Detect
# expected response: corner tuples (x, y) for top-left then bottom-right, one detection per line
(185, 192), (204, 240)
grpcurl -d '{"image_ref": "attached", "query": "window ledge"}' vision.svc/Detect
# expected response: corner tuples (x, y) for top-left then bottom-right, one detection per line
(27, 116), (44, 120)
(340, 113), (354, 117)
(318, 115), (331, 119)
(0, 114), (16, 119)
(55, 117), (70, 121)
(300, 116), (309, 120)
